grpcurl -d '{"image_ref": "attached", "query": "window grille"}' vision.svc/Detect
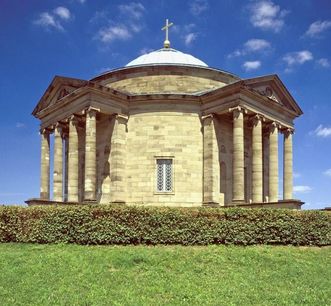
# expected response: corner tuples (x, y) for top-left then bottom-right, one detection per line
(156, 159), (173, 192)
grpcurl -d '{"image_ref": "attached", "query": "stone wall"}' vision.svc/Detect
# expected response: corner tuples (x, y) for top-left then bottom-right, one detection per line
(96, 114), (114, 203)
(107, 75), (225, 95)
(124, 112), (203, 206)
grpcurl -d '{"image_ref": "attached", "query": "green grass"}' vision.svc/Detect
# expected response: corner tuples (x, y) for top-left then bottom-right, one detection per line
(0, 244), (330, 306)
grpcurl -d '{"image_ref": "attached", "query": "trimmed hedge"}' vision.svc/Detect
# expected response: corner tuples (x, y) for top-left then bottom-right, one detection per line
(0, 205), (330, 246)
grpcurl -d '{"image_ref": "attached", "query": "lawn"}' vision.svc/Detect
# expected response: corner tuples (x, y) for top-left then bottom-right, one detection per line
(0, 244), (330, 306)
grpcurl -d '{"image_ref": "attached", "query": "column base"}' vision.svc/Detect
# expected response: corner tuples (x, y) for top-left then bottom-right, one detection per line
(84, 191), (96, 202)
(202, 201), (220, 208)
(39, 193), (49, 200)
(231, 199), (246, 205)
(226, 199), (304, 209)
(109, 201), (126, 205)
(25, 198), (98, 206)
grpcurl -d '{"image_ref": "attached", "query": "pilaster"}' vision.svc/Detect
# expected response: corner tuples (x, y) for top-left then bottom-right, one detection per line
(268, 122), (279, 202)
(68, 115), (80, 202)
(40, 129), (50, 200)
(63, 131), (69, 202)
(251, 114), (264, 203)
(230, 106), (246, 203)
(202, 114), (220, 205)
(283, 128), (294, 200)
(110, 114), (128, 204)
(84, 107), (98, 201)
(53, 123), (64, 201)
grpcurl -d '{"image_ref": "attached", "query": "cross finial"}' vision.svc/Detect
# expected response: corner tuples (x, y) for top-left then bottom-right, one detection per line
(161, 19), (173, 48)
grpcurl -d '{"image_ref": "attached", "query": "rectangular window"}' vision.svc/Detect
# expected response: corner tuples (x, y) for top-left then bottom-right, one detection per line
(156, 159), (173, 192)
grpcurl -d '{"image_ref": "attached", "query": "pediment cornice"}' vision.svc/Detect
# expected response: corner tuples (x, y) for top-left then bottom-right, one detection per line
(33, 78), (130, 119)
(200, 74), (303, 118)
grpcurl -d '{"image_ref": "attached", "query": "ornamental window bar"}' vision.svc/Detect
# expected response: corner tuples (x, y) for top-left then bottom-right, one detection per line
(156, 159), (173, 192)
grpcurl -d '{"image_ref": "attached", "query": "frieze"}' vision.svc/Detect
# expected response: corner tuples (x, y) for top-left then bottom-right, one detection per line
(255, 86), (279, 103)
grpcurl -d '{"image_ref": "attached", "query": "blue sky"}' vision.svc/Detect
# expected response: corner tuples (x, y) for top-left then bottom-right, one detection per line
(0, 0), (330, 209)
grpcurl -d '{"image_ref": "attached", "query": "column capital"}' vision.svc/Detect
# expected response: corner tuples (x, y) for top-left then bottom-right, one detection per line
(68, 114), (82, 126)
(229, 105), (248, 117)
(268, 121), (281, 133)
(201, 114), (214, 123)
(39, 128), (51, 136)
(84, 107), (100, 116)
(251, 114), (265, 126)
(201, 114), (214, 121)
(115, 114), (129, 124)
(53, 122), (66, 133)
(282, 128), (295, 136)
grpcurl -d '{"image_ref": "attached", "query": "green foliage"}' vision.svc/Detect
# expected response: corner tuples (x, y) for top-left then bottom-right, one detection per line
(0, 205), (330, 245)
(0, 244), (330, 305)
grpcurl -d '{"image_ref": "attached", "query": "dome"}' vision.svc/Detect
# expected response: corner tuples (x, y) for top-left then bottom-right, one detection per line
(126, 48), (208, 67)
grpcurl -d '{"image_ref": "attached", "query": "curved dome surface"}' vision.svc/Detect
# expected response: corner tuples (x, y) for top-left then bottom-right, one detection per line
(126, 48), (208, 67)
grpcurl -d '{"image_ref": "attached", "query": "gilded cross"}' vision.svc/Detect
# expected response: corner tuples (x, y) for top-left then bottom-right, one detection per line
(161, 19), (173, 48)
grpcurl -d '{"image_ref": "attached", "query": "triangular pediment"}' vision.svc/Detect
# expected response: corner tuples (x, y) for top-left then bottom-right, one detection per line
(243, 75), (303, 116)
(32, 76), (87, 116)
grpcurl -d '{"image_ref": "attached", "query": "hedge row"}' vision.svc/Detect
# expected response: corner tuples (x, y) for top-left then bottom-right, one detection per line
(0, 205), (330, 246)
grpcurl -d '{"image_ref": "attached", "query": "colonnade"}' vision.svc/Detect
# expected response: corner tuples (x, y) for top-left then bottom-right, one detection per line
(233, 107), (293, 203)
(40, 106), (293, 205)
(39, 109), (127, 203)
(203, 106), (294, 205)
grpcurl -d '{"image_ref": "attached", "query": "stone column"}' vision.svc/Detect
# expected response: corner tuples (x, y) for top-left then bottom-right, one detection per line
(231, 107), (245, 203)
(110, 114), (128, 204)
(283, 129), (293, 200)
(53, 123), (63, 202)
(251, 115), (263, 203)
(68, 115), (80, 202)
(202, 114), (220, 205)
(84, 108), (97, 201)
(63, 132), (69, 202)
(268, 122), (279, 202)
(40, 129), (50, 199)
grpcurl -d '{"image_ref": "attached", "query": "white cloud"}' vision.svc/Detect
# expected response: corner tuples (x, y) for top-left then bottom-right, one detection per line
(228, 38), (271, 58)
(305, 20), (331, 38)
(118, 2), (145, 19)
(130, 23), (143, 33)
(97, 25), (132, 43)
(293, 172), (301, 179)
(54, 7), (71, 20)
(242, 61), (261, 71)
(184, 33), (198, 46)
(317, 58), (330, 68)
(16, 122), (26, 128)
(312, 125), (331, 138)
(172, 23), (199, 46)
(293, 185), (312, 193)
(95, 3), (145, 45)
(34, 7), (71, 31)
(244, 38), (270, 51)
(283, 50), (313, 66)
(323, 169), (331, 177)
(190, 0), (209, 16)
(249, 0), (289, 32)
(34, 12), (63, 31)
(89, 10), (108, 24)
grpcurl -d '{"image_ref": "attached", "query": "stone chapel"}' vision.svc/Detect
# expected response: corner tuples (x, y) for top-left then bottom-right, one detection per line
(27, 21), (304, 209)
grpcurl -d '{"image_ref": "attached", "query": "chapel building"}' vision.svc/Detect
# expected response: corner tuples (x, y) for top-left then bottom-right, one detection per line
(27, 24), (303, 209)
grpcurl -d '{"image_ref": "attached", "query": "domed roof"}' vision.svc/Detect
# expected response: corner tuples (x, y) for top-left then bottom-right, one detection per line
(126, 48), (208, 67)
